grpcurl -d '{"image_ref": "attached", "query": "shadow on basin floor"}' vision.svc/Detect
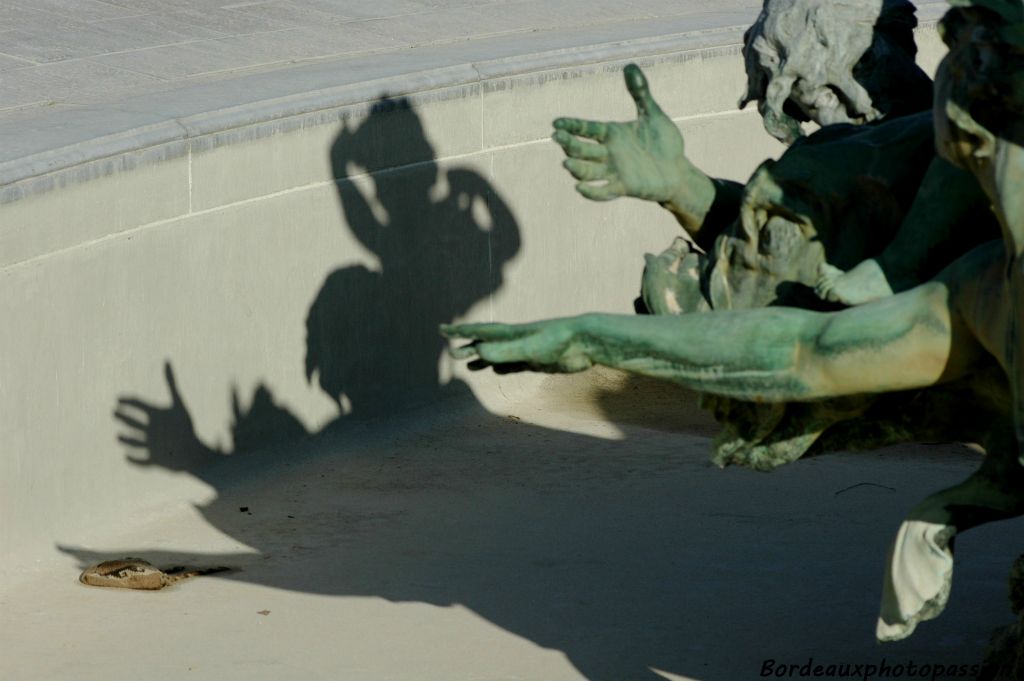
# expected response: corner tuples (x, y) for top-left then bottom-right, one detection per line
(61, 98), (1015, 681)
(59, 408), (1015, 681)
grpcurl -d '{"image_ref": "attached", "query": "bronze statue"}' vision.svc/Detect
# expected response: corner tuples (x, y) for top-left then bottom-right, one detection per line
(445, 0), (1024, 651)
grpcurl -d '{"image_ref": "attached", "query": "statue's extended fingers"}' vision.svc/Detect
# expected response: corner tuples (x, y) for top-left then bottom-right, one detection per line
(475, 340), (534, 365)
(553, 117), (609, 142)
(450, 342), (481, 360)
(552, 130), (608, 162)
(624, 63), (665, 120)
(440, 322), (535, 342)
(576, 181), (624, 202)
(478, 335), (585, 372)
(563, 158), (611, 182)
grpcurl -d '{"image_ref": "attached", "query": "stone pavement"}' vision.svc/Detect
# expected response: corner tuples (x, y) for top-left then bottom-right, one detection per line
(0, 0), (950, 173)
(0, 0), (760, 112)
(0, 1), (764, 163)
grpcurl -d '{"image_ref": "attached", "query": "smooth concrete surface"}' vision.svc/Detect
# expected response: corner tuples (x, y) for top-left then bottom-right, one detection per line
(0, 3), (993, 680)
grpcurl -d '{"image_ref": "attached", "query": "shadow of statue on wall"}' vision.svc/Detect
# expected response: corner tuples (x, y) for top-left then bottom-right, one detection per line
(307, 96), (521, 418)
(111, 96), (521, 468)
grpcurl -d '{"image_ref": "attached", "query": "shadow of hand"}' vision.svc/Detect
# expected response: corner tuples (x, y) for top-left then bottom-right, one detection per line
(114, 361), (221, 471)
(227, 384), (308, 454)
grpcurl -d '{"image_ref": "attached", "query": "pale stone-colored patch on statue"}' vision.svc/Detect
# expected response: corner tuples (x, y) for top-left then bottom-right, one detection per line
(740, 0), (883, 143)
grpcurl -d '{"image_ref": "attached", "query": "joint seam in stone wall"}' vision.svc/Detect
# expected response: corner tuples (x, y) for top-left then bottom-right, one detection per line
(187, 143), (194, 216)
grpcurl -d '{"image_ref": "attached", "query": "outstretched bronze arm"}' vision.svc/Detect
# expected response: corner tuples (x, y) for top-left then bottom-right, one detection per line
(552, 64), (743, 249)
(443, 271), (971, 404)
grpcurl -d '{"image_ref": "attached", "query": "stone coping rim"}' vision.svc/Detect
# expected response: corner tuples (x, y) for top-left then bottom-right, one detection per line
(0, 27), (747, 192)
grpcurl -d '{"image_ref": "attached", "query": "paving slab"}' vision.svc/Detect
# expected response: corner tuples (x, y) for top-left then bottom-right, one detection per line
(0, 1), (947, 178)
(0, 0), (763, 111)
(0, 0), (950, 190)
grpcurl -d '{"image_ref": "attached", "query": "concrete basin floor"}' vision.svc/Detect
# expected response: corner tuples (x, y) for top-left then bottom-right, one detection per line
(1, 374), (1018, 681)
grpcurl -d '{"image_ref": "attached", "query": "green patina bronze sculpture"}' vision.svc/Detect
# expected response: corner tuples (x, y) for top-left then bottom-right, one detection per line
(741, 0), (932, 143)
(443, 0), (1024, 660)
